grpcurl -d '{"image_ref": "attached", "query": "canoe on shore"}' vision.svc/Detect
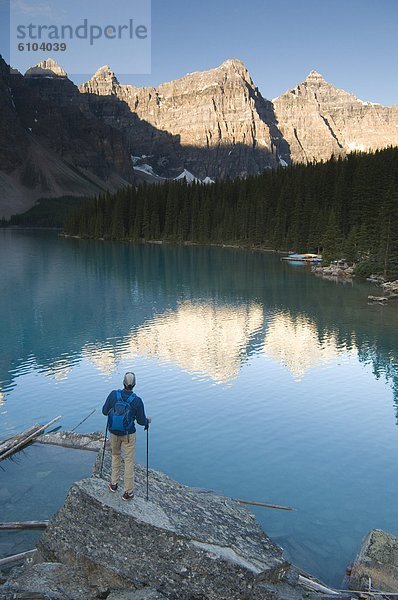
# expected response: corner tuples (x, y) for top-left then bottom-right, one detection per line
(281, 253), (322, 263)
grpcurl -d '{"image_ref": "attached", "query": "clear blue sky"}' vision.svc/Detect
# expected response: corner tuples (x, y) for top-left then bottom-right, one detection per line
(1, 0), (397, 105)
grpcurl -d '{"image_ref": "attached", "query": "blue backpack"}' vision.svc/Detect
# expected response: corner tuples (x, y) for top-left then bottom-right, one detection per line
(108, 390), (135, 434)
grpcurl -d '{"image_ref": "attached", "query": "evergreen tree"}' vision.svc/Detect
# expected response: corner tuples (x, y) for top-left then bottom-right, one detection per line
(322, 211), (342, 264)
(378, 185), (398, 279)
(344, 227), (358, 264)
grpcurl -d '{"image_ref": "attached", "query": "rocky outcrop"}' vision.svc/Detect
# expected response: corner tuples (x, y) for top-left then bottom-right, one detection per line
(367, 280), (398, 304)
(381, 280), (398, 295)
(312, 261), (354, 281)
(348, 529), (398, 593)
(273, 70), (398, 163)
(36, 467), (290, 598)
(0, 445), (329, 599)
(2, 562), (100, 600)
(80, 59), (290, 179)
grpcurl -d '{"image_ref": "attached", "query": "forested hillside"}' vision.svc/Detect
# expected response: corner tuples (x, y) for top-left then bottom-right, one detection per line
(65, 147), (398, 279)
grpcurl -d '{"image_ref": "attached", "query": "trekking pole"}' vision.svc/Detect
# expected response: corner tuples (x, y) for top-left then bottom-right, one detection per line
(146, 424), (149, 501)
(99, 423), (108, 479)
(71, 408), (96, 432)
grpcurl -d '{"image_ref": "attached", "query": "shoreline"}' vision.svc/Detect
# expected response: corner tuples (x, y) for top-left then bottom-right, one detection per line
(2, 432), (398, 599)
(61, 232), (398, 289)
(0, 225), (63, 231)
(313, 262), (398, 301)
(59, 231), (282, 254)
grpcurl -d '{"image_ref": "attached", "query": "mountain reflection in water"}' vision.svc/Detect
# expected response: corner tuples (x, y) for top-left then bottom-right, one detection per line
(82, 306), (355, 383)
(0, 229), (397, 411)
(84, 302), (264, 382)
(263, 312), (354, 380)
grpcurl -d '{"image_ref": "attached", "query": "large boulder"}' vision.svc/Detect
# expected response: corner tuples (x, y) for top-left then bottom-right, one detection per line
(32, 447), (309, 599)
(1, 447), (332, 598)
(348, 529), (398, 593)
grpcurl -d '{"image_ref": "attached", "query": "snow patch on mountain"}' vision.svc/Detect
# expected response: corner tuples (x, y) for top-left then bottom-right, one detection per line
(133, 162), (214, 185)
(358, 99), (382, 107)
(175, 169), (201, 183)
(347, 142), (366, 152)
(134, 164), (162, 177)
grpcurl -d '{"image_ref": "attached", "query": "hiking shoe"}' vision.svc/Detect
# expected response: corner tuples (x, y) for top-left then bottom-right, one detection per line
(108, 482), (118, 492)
(122, 491), (134, 501)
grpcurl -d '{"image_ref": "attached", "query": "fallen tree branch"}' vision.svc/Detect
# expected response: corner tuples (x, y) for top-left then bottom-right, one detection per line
(237, 499), (294, 511)
(0, 521), (49, 530)
(37, 431), (104, 452)
(0, 426), (40, 456)
(0, 549), (37, 566)
(0, 416), (61, 462)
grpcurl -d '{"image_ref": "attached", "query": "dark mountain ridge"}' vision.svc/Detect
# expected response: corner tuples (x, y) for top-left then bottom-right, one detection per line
(0, 56), (134, 218)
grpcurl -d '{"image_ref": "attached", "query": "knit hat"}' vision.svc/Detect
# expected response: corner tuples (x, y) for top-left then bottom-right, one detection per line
(123, 372), (136, 388)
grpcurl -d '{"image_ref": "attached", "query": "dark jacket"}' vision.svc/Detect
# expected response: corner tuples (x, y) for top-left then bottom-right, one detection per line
(102, 389), (149, 435)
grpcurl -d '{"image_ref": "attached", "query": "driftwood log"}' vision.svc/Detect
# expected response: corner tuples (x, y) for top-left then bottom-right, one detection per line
(0, 521), (49, 530)
(0, 426), (40, 455)
(0, 549), (37, 566)
(0, 416), (61, 462)
(237, 499), (294, 511)
(37, 430), (104, 452)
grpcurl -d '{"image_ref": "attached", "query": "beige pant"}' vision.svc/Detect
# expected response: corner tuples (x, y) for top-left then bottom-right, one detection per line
(110, 432), (136, 494)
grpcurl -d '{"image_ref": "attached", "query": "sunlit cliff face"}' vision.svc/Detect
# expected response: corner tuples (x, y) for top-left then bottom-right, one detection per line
(83, 301), (264, 383)
(263, 312), (351, 380)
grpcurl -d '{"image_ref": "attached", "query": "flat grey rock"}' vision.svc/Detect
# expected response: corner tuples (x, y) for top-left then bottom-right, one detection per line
(3, 443), (327, 598)
(34, 446), (312, 598)
(0, 562), (98, 599)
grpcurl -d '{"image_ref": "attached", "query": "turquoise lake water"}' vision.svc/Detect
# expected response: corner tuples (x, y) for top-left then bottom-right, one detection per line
(1, 229), (398, 586)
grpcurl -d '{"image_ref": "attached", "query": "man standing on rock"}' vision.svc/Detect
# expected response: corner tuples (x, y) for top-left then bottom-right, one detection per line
(102, 372), (151, 500)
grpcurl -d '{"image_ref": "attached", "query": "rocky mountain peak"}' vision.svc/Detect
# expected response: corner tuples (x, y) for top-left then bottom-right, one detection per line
(92, 65), (119, 84)
(174, 58), (252, 89)
(78, 56), (285, 179)
(80, 65), (120, 96)
(25, 58), (67, 78)
(304, 69), (326, 84)
(273, 67), (398, 165)
(220, 58), (248, 72)
(216, 58), (253, 83)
